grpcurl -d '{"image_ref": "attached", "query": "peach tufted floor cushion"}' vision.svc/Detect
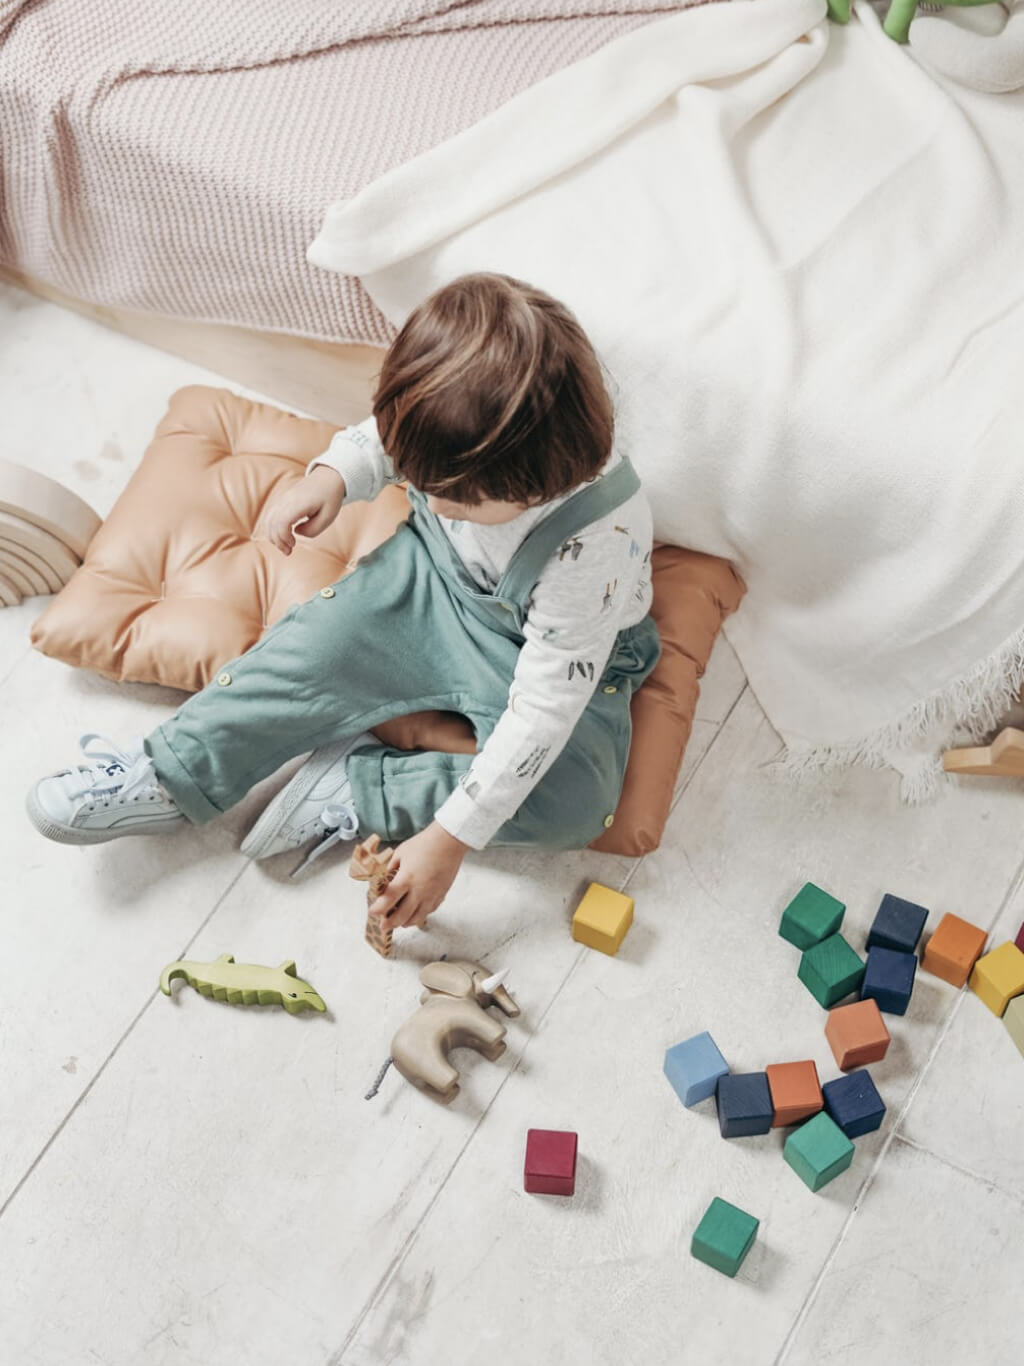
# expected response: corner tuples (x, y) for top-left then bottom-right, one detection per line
(31, 386), (745, 855)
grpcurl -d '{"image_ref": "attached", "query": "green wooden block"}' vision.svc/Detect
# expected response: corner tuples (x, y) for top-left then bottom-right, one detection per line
(798, 933), (864, 1008)
(779, 882), (846, 950)
(1005, 995), (1024, 1057)
(690, 1197), (759, 1278)
(783, 1112), (855, 1192)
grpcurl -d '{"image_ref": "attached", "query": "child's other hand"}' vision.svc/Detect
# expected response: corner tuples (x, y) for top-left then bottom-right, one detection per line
(259, 466), (346, 555)
(368, 821), (470, 929)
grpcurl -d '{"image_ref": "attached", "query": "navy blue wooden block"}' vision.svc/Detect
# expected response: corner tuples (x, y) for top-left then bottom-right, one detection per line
(861, 945), (917, 1016)
(822, 1068), (886, 1138)
(867, 894), (929, 955)
(715, 1072), (773, 1138)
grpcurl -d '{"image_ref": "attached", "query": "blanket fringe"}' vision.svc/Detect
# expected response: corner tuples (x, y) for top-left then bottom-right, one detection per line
(773, 622), (1024, 804)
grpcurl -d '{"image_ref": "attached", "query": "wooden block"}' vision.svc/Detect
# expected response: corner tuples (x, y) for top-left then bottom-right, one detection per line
(861, 945), (917, 1016)
(943, 727), (1024, 778)
(822, 1068), (886, 1138)
(825, 998), (891, 1071)
(968, 942), (1024, 1018)
(663, 1031), (729, 1107)
(1004, 995), (1024, 1057)
(571, 881), (634, 956)
(779, 882), (845, 949)
(798, 933), (864, 1008)
(691, 1197), (759, 1278)
(524, 1129), (578, 1196)
(783, 1112), (855, 1192)
(921, 912), (987, 987)
(1015, 920), (1024, 955)
(715, 1072), (773, 1138)
(765, 1060), (823, 1127)
(0, 459), (102, 559)
(867, 893), (928, 955)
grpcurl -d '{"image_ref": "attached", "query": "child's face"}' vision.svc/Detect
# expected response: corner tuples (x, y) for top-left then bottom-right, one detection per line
(426, 494), (530, 525)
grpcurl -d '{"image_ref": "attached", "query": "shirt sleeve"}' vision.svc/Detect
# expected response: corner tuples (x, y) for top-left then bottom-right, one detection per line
(307, 415), (400, 504)
(434, 512), (649, 850)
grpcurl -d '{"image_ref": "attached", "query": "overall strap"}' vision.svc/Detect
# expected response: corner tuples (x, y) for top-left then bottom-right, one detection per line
(495, 456), (641, 609)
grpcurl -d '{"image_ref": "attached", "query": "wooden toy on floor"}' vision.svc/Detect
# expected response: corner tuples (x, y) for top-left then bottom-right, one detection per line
(349, 834), (397, 957)
(943, 726), (1024, 779)
(867, 894), (928, 955)
(765, 1060), (823, 1127)
(158, 954), (326, 1013)
(921, 912), (988, 987)
(783, 1112), (855, 1192)
(0, 459), (101, 607)
(716, 1072), (773, 1138)
(1004, 996), (1024, 1057)
(390, 959), (520, 1104)
(778, 882), (845, 950)
(798, 933), (865, 1008)
(822, 1069), (886, 1138)
(524, 1129), (578, 1196)
(571, 881), (634, 956)
(664, 1031), (729, 1107)
(825, 998), (891, 1071)
(861, 945), (917, 1016)
(691, 1197), (759, 1278)
(968, 942), (1024, 1018)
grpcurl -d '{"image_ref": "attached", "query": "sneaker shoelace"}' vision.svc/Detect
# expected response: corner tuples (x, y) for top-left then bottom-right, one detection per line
(58, 734), (162, 809)
(289, 802), (359, 878)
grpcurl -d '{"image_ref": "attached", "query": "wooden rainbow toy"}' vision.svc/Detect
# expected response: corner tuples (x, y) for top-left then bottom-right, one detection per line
(0, 460), (101, 607)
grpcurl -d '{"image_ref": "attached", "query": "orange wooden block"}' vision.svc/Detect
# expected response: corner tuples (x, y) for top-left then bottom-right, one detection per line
(824, 998), (891, 1071)
(765, 1060), (823, 1127)
(921, 912), (988, 987)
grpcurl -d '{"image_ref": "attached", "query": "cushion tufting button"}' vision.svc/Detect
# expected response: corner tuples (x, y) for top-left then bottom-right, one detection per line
(320, 586), (336, 598)
(217, 672), (232, 686)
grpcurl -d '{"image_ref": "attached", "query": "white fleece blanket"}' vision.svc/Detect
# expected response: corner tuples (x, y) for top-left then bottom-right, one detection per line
(309, 0), (1024, 797)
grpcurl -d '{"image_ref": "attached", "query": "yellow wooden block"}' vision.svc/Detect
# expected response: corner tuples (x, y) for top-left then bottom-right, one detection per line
(1005, 996), (1024, 1057)
(571, 882), (634, 956)
(968, 941), (1024, 1018)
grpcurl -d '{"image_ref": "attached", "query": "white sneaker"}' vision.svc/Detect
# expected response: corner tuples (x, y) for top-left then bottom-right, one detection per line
(26, 734), (186, 845)
(240, 733), (374, 874)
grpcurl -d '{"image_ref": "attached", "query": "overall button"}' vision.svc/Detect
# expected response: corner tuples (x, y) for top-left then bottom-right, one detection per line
(217, 672), (232, 686)
(319, 586), (336, 599)
(603, 684), (618, 695)
(603, 814), (615, 828)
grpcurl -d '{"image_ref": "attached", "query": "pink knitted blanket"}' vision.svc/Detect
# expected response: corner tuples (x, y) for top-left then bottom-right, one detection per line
(0, 0), (717, 344)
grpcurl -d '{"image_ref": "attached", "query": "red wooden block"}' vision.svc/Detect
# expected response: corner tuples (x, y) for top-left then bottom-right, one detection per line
(765, 1060), (823, 1127)
(524, 1128), (578, 1197)
(825, 998), (891, 1071)
(1015, 920), (1024, 955)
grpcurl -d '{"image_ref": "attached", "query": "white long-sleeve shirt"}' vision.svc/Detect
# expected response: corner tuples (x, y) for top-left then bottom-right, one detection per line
(309, 417), (654, 849)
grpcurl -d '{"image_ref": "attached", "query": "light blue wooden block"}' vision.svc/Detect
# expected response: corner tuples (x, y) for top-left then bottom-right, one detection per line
(664, 1031), (729, 1107)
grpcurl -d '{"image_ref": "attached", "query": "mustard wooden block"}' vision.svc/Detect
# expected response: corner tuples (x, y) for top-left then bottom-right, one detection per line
(968, 941), (1024, 1018)
(571, 882), (634, 956)
(1004, 996), (1024, 1057)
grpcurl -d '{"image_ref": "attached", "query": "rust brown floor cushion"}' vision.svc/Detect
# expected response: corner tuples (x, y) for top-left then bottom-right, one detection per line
(31, 386), (745, 855)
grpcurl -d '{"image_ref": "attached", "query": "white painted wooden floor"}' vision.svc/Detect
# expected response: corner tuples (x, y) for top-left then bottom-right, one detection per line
(2, 283), (1022, 1366)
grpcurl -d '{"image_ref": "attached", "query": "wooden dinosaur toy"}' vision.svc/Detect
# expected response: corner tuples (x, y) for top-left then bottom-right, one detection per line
(159, 954), (327, 1013)
(828, 0), (999, 45)
(349, 833), (398, 957)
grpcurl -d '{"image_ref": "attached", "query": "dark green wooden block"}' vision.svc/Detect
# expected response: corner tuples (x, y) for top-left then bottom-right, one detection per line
(690, 1197), (759, 1277)
(779, 882), (845, 950)
(783, 1111), (855, 1192)
(798, 933), (865, 1007)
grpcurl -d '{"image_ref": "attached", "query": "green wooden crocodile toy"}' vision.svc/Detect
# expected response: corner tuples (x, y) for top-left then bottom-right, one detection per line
(828, 0), (999, 44)
(159, 954), (327, 1014)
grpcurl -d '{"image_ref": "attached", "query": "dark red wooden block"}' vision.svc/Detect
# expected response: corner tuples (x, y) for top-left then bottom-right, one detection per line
(524, 1128), (578, 1196)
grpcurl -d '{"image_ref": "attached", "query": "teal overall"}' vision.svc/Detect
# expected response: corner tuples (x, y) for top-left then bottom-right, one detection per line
(145, 458), (661, 850)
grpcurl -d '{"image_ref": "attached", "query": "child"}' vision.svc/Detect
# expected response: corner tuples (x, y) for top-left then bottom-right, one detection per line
(26, 273), (659, 930)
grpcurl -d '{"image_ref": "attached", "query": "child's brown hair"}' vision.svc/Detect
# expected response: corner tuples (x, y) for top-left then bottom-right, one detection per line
(371, 272), (615, 506)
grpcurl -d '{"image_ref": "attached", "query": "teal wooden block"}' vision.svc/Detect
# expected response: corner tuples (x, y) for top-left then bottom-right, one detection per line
(779, 882), (846, 950)
(783, 1112), (855, 1192)
(798, 933), (865, 1008)
(690, 1197), (759, 1277)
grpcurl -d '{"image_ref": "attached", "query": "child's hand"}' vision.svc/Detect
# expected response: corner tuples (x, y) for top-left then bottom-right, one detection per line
(259, 466), (346, 555)
(368, 821), (469, 929)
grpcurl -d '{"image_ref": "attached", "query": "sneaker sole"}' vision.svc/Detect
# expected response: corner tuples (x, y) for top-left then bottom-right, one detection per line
(25, 788), (185, 845)
(241, 748), (355, 860)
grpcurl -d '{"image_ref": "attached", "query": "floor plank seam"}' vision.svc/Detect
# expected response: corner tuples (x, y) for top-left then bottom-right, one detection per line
(773, 846), (1024, 1365)
(0, 855), (253, 1226)
(891, 1134), (1024, 1209)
